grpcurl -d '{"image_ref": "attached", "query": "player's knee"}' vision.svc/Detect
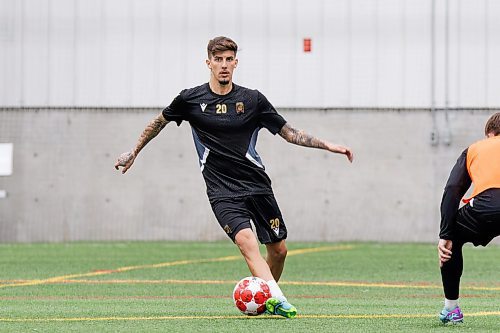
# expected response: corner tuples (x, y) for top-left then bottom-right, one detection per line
(269, 243), (287, 261)
(278, 246), (288, 260)
(234, 229), (258, 251)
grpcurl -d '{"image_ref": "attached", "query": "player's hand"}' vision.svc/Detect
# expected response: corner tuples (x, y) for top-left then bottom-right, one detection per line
(114, 151), (136, 174)
(342, 146), (354, 163)
(437, 239), (453, 267)
(328, 144), (354, 163)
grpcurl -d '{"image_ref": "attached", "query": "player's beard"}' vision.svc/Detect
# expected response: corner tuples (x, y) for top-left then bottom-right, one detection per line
(218, 78), (230, 85)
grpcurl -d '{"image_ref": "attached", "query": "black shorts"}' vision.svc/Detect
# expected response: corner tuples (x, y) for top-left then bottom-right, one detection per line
(454, 198), (500, 246)
(209, 194), (287, 244)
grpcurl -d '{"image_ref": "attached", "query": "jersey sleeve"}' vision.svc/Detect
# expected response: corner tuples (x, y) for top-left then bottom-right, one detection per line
(256, 91), (287, 135)
(162, 92), (187, 126)
(439, 148), (472, 239)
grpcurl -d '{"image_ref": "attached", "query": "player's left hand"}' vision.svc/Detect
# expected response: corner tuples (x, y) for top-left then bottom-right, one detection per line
(342, 146), (354, 163)
(328, 144), (354, 163)
(437, 239), (453, 267)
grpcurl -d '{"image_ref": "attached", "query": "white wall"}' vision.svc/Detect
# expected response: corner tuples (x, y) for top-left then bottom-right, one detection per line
(1, 0), (499, 108)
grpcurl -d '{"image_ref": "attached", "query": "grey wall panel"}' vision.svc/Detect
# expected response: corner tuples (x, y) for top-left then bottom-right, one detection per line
(131, 0), (161, 107)
(403, 1), (431, 107)
(266, 0), (296, 107)
(295, 0), (323, 107)
(22, 0), (50, 105)
(1, 108), (498, 244)
(238, 0), (268, 93)
(349, 0), (377, 107)
(323, 0), (351, 106)
(102, 0), (133, 106)
(377, 0), (404, 106)
(74, 0), (104, 106)
(0, 0), (21, 106)
(48, 0), (76, 106)
(486, 1), (500, 107)
(2, 0), (500, 107)
(455, 0), (487, 107)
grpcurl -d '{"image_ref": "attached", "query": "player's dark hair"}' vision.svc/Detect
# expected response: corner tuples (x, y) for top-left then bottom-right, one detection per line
(485, 112), (500, 136)
(207, 36), (238, 58)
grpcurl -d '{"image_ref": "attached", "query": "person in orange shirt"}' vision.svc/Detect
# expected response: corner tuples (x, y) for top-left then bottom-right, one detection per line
(437, 112), (500, 324)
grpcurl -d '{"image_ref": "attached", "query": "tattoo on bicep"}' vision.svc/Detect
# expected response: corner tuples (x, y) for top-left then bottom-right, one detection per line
(280, 123), (327, 149)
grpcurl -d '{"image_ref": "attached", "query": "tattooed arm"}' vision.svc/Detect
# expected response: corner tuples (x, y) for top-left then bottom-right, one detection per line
(114, 113), (169, 174)
(279, 123), (354, 162)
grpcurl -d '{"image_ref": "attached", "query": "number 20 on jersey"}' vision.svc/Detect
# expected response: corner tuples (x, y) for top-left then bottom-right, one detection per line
(216, 104), (227, 114)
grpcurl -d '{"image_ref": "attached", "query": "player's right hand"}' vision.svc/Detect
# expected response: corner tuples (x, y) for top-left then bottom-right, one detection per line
(437, 239), (453, 267)
(114, 151), (135, 174)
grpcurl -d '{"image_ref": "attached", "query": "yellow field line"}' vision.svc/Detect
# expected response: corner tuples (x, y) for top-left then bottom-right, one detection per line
(0, 311), (498, 322)
(282, 281), (500, 291)
(0, 256), (238, 289)
(304, 311), (500, 319)
(2, 277), (498, 292)
(287, 245), (354, 255)
(31, 278), (498, 291)
(0, 245), (352, 289)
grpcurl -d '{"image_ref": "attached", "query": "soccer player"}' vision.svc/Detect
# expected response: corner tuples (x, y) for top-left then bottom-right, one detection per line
(115, 36), (354, 318)
(437, 112), (500, 324)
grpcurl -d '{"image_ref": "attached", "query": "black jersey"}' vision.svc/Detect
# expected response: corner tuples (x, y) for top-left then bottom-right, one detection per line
(162, 83), (287, 199)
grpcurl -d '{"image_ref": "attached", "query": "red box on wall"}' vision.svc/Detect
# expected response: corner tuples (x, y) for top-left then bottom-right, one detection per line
(303, 38), (311, 52)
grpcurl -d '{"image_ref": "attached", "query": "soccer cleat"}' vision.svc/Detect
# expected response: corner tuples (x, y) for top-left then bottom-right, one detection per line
(439, 306), (464, 324)
(265, 297), (297, 318)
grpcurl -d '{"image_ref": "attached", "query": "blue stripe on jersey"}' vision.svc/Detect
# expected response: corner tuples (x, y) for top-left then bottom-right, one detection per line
(191, 128), (210, 171)
(245, 128), (264, 169)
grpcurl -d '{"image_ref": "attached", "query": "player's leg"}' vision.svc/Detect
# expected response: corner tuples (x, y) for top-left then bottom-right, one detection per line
(438, 203), (489, 324)
(440, 240), (464, 302)
(234, 228), (288, 300)
(439, 240), (465, 323)
(440, 191), (500, 323)
(210, 196), (295, 317)
(244, 194), (289, 290)
(233, 228), (296, 318)
(244, 195), (288, 281)
(210, 197), (270, 278)
(265, 240), (287, 282)
(245, 195), (296, 318)
(234, 228), (274, 281)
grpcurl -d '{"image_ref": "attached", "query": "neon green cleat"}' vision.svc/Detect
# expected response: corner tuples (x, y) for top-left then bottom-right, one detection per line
(265, 298), (297, 318)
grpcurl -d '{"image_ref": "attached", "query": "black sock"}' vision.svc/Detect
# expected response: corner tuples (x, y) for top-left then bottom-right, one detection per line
(440, 241), (464, 300)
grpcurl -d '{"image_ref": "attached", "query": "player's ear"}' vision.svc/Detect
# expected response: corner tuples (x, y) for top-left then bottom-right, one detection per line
(206, 59), (211, 69)
(234, 58), (238, 67)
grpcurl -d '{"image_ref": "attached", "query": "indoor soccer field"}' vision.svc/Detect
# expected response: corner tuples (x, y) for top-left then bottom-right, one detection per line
(0, 241), (498, 332)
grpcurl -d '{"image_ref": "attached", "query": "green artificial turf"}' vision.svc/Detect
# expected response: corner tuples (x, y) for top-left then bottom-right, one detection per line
(0, 241), (498, 332)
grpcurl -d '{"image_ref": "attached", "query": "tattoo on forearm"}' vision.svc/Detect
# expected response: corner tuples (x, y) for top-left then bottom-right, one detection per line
(134, 114), (168, 155)
(279, 123), (328, 149)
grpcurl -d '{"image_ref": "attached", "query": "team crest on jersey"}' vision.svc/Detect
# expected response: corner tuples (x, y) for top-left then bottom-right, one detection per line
(200, 103), (207, 112)
(236, 102), (245, 114)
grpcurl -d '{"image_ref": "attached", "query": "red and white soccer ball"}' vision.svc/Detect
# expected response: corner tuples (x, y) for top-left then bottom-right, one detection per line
(233, 276), (271, 315)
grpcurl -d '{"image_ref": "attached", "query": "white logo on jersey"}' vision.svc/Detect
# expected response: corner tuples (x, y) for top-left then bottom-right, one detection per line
(272, 227), (279, 236)
(200, 103), (207, 112)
